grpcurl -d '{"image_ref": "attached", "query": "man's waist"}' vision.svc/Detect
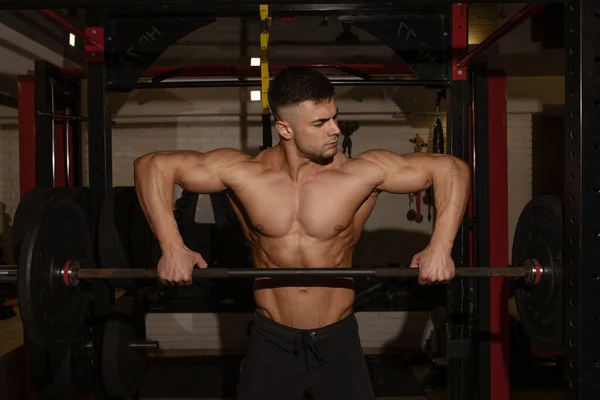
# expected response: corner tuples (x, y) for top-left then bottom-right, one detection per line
(251, 308), (357, 341)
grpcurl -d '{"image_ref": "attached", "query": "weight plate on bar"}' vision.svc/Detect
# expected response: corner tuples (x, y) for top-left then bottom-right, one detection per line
(18, 196), (92, 350)
(102, 295), (148, 399)
(25, 338), (61, 400)
(98, 187), (136, 269)
(12, 187), (53, 261)
(512, 195), (563, 351)
(49, 327), (95, 399)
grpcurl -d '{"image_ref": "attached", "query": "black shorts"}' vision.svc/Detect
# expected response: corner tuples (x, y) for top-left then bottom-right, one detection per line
(237, 310), (375, 400)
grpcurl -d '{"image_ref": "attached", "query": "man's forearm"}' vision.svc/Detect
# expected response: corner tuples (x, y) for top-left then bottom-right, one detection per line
(134, 154), (185, 250)
(429, 157), (470, 250)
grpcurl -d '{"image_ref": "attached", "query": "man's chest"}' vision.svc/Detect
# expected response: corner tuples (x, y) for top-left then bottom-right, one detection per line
(228, 171), (376, 238)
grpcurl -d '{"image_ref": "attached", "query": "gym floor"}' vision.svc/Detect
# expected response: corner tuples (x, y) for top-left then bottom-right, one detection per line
(0, 300), (564, 400)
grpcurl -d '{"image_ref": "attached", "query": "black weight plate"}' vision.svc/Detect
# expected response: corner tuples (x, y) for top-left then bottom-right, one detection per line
(102, 295), (148, 399)
(14, 188), (92, 263)
(48, 327), (95, 399)
(25, 339), (60, 400)
(512, 195), (563, 351)
(130, 196), (157, 268)
(18, 196), (92, 351)
(12, 187), (53, 261)
(97, 187), (136, 269)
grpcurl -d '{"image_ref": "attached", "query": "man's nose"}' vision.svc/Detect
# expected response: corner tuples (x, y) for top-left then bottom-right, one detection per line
(328, 120), (341, 136)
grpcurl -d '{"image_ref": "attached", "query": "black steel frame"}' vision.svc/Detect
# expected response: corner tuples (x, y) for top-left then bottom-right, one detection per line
(34, 60), (83, 188)
(563, 1), (600, 398)
(0, 0), (569, 11)
(9, 0), (600, 399)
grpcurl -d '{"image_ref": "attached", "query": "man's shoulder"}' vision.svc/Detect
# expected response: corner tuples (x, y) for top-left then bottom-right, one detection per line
(337, 150), (390, 184)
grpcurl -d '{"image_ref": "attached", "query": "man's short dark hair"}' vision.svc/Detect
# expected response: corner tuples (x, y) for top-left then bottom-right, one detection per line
(268, 66), (335, 119)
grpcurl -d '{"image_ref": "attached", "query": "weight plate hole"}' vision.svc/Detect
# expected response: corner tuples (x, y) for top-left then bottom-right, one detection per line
(594, 273), (600, 280)
(569, 359), (575, 369)
(569, 46), (575, 54)
(595, 231), (600, 238)
(594, 358), (599, 366)
(595, 142), (600, 150)
(569, 338), (574, 347)
(596, 56), (600, 63)
(570, 131), (574, 139)
(596, 11), (600, 18)
(569, 237), (574, 244)
(595, 188), (600, 194)
(569, 320), (574, 327)
(595, 315), (600, 323)
(569, 298), (575, 306)
(570, 174), (575, 182)
(570, 108), (575, 116)
(569, 151), (574, 159)
(570, 279), (576, 286)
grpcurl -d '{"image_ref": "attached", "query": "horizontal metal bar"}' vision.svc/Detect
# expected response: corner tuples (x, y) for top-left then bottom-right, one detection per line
(77, 266), (527, 279)
(38, 111), (88, 121)
(129, 341), (159, 350)
(0, 1), (565, 11)
(64, 63), (415, 80)
(0, 265), (530, 282)
(0, 266), (16, 283)
(0, 93), (18, 109)
(109, 79), (449, 91)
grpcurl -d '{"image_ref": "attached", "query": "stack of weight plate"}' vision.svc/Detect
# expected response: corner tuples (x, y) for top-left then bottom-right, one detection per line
(97, 187), (161, 287)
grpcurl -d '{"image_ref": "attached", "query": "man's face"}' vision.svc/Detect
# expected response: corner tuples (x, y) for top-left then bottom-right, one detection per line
(287, 99), (341, 162)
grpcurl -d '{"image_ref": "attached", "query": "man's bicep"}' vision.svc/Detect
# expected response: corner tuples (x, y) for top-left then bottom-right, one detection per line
(357, 150), (433, 194)
(174, 148), (246, 193)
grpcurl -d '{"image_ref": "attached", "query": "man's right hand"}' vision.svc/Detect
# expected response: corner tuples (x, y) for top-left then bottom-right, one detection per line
(156, 244), (208, 285)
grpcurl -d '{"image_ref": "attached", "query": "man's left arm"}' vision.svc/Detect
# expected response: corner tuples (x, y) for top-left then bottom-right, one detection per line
(357, 149), (471, 283)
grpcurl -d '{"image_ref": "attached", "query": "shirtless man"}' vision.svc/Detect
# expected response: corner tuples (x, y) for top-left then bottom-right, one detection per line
(134, 66), (470, 400)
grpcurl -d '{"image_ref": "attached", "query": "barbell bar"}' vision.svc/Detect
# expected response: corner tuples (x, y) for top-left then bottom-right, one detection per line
(0, 261), (539, 286)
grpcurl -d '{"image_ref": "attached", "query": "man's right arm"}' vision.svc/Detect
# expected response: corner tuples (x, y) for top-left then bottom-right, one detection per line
(133, 148), (247, 251)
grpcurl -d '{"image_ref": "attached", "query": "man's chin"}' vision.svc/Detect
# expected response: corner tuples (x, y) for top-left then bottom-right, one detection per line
(309, 152), (335, 165)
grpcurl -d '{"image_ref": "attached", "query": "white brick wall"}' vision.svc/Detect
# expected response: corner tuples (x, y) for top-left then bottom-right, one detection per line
(468, 4), (499, 45)
(0, 127), (19, 264)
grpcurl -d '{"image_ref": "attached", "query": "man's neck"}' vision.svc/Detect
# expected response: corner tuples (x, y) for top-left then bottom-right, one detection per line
(276, 143), (331, 182)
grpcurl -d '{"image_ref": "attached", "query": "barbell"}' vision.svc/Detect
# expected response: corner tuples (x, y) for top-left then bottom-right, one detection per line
(9, 192), (562, 354)
(0, 263), (534, 284)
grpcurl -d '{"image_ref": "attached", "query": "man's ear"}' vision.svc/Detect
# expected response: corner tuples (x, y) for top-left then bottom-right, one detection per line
(275, 120), (293, 140)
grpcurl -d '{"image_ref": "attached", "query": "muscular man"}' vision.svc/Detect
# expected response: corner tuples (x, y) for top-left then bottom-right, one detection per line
(134, 66), (470, 400)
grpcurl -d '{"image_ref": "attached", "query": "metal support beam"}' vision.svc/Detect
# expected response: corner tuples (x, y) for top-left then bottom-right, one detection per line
(563, 1), (600, 398)
(456, 3), (547, 68)
(446, 4), (472, 400)
(0, 0), (562, 12)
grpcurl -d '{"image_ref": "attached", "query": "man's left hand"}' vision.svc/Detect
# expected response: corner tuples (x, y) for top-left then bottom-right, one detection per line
(409, 244), (455, 285)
